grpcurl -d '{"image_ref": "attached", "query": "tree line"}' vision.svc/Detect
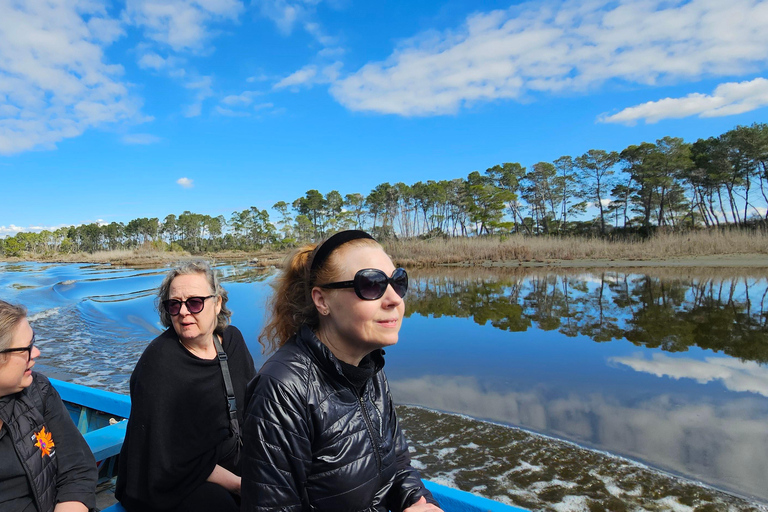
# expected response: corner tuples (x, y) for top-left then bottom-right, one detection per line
(2, 123), (767, 256)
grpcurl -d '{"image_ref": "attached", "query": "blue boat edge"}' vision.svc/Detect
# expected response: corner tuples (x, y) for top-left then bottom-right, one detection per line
(51, 378), (528, 512)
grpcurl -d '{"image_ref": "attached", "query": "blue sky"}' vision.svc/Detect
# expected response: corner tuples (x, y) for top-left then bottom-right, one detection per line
(1, 0), (767, 236)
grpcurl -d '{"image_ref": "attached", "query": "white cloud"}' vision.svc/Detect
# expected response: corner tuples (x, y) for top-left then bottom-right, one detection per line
(0, 0), (145, 155)
(254, 0), (341, 51)
(215, 106), (250, 117)
(274, 65), (317, 89)
(126, 1), (246, 118)
(274, 62), (342, 90)
(177, 177), (193, 188)
(610, 353), (768, 397)
(253, 102), (274, 111)
(86, 16), (125, 44)
(600, 77), (768, 124)
(0, 223), (70, 237)
(124, 0), (244, 52)
(183, 75), (213, 117)
(137, 51), (170, 70)
(0, 224), (27, 237)
(246, 74), (271, 83)
(221, 91), (260, 106)
(318, 46), (344, 58)
(121, 133), (162, 144)
(303, 21), (336, 47)
(331, 0), (768, 116)
(254, 0), (309, 35)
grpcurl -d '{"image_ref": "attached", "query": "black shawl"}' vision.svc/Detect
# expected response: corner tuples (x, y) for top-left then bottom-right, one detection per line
(116, 325), (256, 510)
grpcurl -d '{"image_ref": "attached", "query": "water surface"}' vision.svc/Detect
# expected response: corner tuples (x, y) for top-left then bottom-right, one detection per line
(2, 262), (766, 511)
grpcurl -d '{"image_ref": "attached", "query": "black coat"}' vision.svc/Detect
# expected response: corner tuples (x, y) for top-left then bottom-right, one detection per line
(241, 325), (436, 512)
(0, 373), (97, 512)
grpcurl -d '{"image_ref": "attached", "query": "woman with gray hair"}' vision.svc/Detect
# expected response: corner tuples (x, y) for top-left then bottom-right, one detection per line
(115, 261), (256, 512)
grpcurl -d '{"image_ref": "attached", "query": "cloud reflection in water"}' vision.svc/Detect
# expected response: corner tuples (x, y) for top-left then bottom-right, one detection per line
(611, 352), (768, 398)
(391, 375), (768, 500)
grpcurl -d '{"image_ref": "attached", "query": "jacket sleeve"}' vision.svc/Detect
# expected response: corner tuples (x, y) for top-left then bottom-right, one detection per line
(385, 384), (439, 511)
(44, 383), (98, 509)
(241, 371), (312, 512)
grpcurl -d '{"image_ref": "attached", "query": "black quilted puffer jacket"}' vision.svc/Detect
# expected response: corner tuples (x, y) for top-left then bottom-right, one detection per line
(241, 325), (437, 512)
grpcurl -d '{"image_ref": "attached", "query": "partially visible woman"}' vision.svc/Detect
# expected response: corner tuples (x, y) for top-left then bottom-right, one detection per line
(242, 230), (443, 512)
(115, 260), (256, 512)
(0, 300), (97, 512)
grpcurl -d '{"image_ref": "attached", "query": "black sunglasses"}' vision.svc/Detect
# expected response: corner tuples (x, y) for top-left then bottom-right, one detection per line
(319, 268), (408, 300)
(0, 332), (36, 362)
(162, 295), (215, 316)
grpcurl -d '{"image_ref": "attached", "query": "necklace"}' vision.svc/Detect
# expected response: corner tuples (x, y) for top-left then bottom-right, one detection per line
(178, 337), (214, 359)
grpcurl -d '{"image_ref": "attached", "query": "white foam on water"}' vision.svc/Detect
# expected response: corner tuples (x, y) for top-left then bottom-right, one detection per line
(436, 447), (456, 458)
(589, 469), (639, 498)
(29, 308), (60, 321)
(505, 487), (531, 497)
(462, 442), (480, 449)
(509, 461), (543, 473)
(530, 478), (576, 491)
(429, 471), (459, 489)
(61, 280), (77, 285)
(654, 496), (695, 512)
(549, 495), (591, 512)
(410, 459), (426, 470)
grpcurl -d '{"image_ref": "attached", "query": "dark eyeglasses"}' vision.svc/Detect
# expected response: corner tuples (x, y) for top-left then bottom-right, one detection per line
(162, 295), (215, 316)
(319, 268), (408, 300)
(1, 332), (36, 362)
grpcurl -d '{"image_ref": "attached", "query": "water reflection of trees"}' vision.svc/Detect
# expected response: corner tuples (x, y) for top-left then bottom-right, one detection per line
(406, 269), (768, 363)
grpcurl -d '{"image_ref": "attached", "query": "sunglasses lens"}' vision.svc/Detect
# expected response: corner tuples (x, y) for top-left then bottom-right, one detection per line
(164, 300), (181, 315)
(186, 297), (205, 313)
(356, 270), (388, 300)
(391, 268), (408, 298)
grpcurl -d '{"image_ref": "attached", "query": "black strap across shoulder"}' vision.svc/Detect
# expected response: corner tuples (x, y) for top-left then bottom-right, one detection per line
(213, 334), (242, 453)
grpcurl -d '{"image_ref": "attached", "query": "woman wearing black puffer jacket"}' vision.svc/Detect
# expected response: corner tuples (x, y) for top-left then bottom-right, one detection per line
(242, 230), (442, 512)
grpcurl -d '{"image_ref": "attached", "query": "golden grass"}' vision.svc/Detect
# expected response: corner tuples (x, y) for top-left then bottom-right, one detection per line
(383, 230), (768, 267)
(4, 230), (767, 269)
(0, 247), (287, 269)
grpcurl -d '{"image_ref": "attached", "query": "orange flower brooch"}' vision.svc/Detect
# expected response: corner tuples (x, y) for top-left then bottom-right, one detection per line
(34, 427), (55, 457)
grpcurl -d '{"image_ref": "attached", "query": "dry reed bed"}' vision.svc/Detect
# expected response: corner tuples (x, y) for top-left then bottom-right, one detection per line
(4, 231), (767, 269)
(3, 248), (259, 266)
(384, 231), (768, 267)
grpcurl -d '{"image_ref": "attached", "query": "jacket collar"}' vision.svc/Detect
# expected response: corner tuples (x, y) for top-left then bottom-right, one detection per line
(0, 383), (28, 423)
(297, 325), (385, 379)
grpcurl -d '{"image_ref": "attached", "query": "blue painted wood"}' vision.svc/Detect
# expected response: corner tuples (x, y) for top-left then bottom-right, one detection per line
(425, 481), (527, 512)
(50, 378), (131, 418)
(82, 420), (127, 460)
(101, 503), (126, 512)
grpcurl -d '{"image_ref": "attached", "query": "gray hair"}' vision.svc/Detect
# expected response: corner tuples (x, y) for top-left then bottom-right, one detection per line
(0, 300), (27, 363)
(157, 260), (231, 336)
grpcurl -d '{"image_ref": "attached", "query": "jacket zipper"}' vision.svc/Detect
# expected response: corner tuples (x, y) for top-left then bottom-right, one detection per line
(357, 392), (382, 474)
